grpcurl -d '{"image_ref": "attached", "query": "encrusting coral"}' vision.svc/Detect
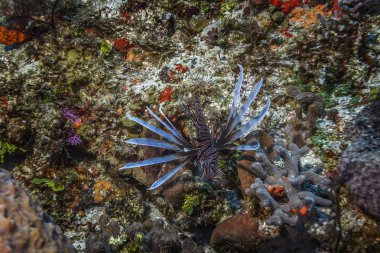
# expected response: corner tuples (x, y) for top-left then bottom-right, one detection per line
(0, 169), (75, 253)
(338, 95), (380, 219)
(246, 140), (332, 226)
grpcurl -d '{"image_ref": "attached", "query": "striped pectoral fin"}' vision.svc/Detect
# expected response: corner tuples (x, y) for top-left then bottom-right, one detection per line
(126, 114), (180, 145)
(119, 153), (189, 170)
(225, 79), (264, 136)
(124, 138), (182, 151)
(158, 106), (190, 145)
(226, 94), (270, 144)
(148, 161), (188, 190)
(226, 64), (244, 126)
(146, 106), (189, 146)
(224, 142), (260, 151)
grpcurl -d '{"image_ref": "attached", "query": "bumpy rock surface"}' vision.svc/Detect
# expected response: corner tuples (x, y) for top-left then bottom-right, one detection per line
(339, 0), (380, 16)
(339, 96), (380, 219)
(211, 213), (260, 253)
(0, 169), (75, 253)
(145, 220), (181, 253)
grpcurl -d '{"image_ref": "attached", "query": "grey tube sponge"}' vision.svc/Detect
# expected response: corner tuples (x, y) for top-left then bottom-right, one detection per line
(249, 178), (280, 209)
(246, 142), (332, 226)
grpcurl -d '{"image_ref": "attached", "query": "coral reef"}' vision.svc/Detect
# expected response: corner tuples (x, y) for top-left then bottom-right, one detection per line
(246, 141), (332, 226)
(0, 169), (75, 253)
(0, 0), (379, 251)
(338, 95), (380, 219)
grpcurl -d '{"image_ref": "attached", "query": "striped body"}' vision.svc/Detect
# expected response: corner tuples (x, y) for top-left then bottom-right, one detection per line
(192, 96), (223, 178)
(197, 142), (221, 178)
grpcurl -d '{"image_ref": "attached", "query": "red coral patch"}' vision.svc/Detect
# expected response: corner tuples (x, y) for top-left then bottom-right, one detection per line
(159, 87), (173, 102)
(0, 26), (27, 45)
(113, 38), (131, 52)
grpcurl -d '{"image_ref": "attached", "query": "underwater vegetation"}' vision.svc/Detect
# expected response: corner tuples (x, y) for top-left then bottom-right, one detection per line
(120, 65), (270, 190)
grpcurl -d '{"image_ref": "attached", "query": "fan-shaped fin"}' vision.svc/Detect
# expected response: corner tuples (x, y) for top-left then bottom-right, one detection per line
(125, 138), (182, 151)
(146, 107), (188, 146)
(126, 114), (180, 145)
(224, 142), (260, 151)
(119, 153), (190, 170)
(148, 161), (188, 190)
(224, 79), (263, 136)
(158, 106), (191, 146)
(226, 64), (244, 126)
(225, 95), (270, 143)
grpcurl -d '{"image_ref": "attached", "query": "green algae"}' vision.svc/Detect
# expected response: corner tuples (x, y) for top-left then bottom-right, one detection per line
(77, 125), (94, 141)
(334, 83), (354, 97)
(319, 92), (339, 109)
(113, 233), (145, 253)
(182, 194), (200, 215)
(182, 193), (203, 215)
(101, 40), (112, 57)
(0, 140), (18, 163)
(32, 178), (65, 192)
(271, 11), (284, 23)
(122, 118), (138, 128)
(66, 49), (81, 62)
(370, 86), (380, 100)
(221, 0), (238, 15)
(309, 128), (343, 170)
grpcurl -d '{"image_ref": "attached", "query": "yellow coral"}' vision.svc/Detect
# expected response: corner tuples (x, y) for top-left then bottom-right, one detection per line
(93, 180), (113, 203)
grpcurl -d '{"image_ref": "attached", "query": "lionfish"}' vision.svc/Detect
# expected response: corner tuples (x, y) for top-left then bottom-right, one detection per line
(120, 65), (270, 190)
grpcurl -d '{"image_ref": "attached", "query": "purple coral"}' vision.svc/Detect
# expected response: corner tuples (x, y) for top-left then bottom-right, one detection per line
(62, 108), (82, 146)
(66, 129), (82, 146)
(62, 107), (79, 123)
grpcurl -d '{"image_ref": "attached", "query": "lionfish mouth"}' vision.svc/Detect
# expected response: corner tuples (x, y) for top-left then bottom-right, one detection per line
(120, 64), (270, 190)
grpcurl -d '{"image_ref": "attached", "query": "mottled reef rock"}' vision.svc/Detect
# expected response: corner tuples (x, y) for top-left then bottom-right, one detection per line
(145, 220), (182, 253)
(84, 215), (121, 253)
(339, 96), (380, 220)
(339, 0), (380, 16)
(211, 213), (260, 253)
(0, 169), (75, 253)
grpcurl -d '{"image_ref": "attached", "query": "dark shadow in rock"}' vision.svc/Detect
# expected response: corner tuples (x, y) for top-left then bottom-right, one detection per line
(256, 226), (320, 253)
